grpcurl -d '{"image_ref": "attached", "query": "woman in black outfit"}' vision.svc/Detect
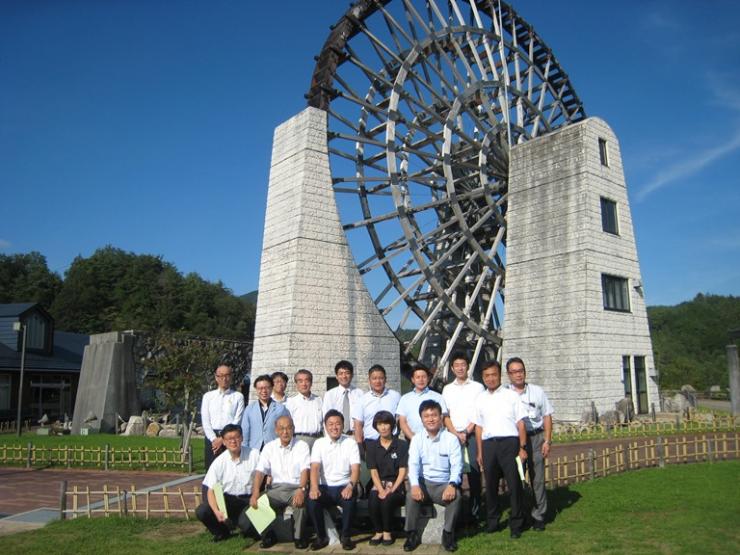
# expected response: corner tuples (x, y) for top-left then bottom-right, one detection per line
(366, 410), (408, 546)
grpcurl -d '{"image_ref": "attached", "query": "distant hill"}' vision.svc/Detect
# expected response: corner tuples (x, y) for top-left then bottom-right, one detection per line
(648, 294), (740, 391)
(241, 290), (258, 306)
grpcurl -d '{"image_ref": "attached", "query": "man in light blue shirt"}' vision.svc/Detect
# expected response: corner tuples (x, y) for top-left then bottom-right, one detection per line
(403, 400), (461, 553)
(397, 365), (449, 440)
(241, 374), (288, 451)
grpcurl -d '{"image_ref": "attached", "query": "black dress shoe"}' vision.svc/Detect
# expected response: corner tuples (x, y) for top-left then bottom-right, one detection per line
(260, 530), (277, 548)
(310, 536), (329, 551)
(294, 538), (309, 549)
(533, 518), (546, 531)
(382, 537), (395, 546)
(341, 535), (355, 550)
(510, 529), (522, 539)
(403, 531), (420, 552)
(486, 521), (503, 533)
(442, 530), (458, 552)
(211, 533), (230, 543)
(369, 536), (383, 546)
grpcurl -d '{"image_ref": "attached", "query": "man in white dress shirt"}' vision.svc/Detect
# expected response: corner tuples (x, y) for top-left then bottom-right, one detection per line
(201, 365), (245, 472)
(352, 365), (401, 445)
(474, 360), (528, 539)
(196, 424), (259, 542)
(442, 352), (484, 523)
(322, 360), (364, 435)
(506, 357), (554, 531)
(251, 415), (310, 549)
(307, 409), (361, 551)
(285, 369), (323, 449)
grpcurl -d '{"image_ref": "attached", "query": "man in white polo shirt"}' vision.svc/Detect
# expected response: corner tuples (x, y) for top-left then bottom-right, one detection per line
(474, 360), (528, 539)
(442, 352), (484, 523)
(506, 357), (554, 531)
(196, 424), (259, 542)
(322, 360), (364, 435)
(251, 415), (310, 549)
(352, 365), (401, 445)
(285, 369), (323, 449)
(201, 365), (245, 472)
(307, 409), (361, 551)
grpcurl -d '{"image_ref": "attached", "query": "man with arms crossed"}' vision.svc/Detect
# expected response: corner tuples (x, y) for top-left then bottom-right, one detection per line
(196, 423), (259, 542)
(322, 360), (364, 436)
(442, 352), (484, 523)
(506, 357), (554, 531)
(403, 400), (462, 553)
(307, 409), (361, 551)
(250, 415), (310, 549)
(240, 374), (288, 451)
(285, 369), (323, 449)
(474, 360), (528, 539)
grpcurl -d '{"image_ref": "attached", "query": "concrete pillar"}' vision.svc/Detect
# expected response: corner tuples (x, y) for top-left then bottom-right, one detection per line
(728, 344), (740, 416)
(250, 107), (400, 398)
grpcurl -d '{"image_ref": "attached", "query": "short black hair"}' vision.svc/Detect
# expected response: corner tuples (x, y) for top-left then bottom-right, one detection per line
(324, 409), (344, 425)
(481, 360), (501, 373)
(334, 360), (354, 375)
(220, 423), (242, 437)
(411, 364), (431, 378)
(418, 399), (442, 416)
(506, 357), (526, 372)
(295, 369), (313, 382)
(368, 364), (386, 377)
(450, 351), (469, 365)
(372, 410), (396, 431)
(271, 371), (288, 382)
(254, 374), (274, 388)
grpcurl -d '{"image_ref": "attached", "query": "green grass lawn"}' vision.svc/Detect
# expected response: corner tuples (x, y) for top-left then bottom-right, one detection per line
(3, 461), (738, 554)
(0, 432), (205, 473)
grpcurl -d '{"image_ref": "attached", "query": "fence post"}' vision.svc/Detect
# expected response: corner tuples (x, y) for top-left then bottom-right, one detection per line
(588, 448), (595, 480)
(104, 444), (110, 471)
(707, 435), (714, 463)
(26, 442), (32, 469)
(651, 403), (656, 422)
(59, 480), (67, 521)
(657, 435), (665, 468)
(188, 444), (193, 474)
(122, 490), (128, 517)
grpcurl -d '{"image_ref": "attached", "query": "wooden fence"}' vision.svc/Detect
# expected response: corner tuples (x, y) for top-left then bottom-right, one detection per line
(60, 483), (203, 520)
(61, 432), (739, 520)
(552, 414), (738, 443)
(0, 443), (193, 472)
(544, 432), (739, 488)
(0, 420), (31, 434)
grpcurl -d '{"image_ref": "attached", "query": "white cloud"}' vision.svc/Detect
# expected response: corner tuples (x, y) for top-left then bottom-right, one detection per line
(708, 71), (740, 112)
(636, 128), (740, 202)
(0, 239), (11, 249)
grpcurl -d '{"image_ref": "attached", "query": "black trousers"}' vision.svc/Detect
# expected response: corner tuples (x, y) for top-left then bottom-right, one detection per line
(368, 488), (404, 533)
(482, 436), (524, 532)
(307, 484), (356, 539)
(465, 437), (482, 520)
(195, 493), (252, 538)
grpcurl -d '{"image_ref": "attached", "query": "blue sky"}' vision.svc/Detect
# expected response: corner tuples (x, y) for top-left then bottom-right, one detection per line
(1, 0), (739, 307)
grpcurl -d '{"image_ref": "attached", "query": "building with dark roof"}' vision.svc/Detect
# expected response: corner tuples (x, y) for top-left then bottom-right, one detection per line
(0, 303), (89, 422)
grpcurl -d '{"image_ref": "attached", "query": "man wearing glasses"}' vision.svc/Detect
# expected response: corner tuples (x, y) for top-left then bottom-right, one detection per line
(201, 365), (245, 472)
(506, 357), (554, 532)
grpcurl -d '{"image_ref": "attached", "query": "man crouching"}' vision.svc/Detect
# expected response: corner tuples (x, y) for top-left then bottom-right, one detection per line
(196, 423), (259, 542)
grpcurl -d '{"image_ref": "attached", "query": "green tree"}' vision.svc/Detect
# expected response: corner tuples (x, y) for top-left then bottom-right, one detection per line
(0, 252), (62, 309)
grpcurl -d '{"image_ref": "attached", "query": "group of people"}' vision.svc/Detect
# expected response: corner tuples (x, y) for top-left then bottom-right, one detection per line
(197, 354), (553, 552)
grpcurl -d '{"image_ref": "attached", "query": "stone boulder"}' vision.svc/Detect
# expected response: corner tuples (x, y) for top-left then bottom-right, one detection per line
(146, 422), (162, 437)
(615, 397), (634, 422)
(600, 410), (621, 427)
(158, 427), (179, 438)
(122, 416), (145, 436)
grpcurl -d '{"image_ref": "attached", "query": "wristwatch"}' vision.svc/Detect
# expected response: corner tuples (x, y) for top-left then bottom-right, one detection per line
(448, 481), (458, 487)
(520, 444), (527, 450)
(545, 440), (552, 446)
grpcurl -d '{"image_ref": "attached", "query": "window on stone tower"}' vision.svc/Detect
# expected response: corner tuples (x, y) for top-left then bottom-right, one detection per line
(602, 274), (630, 312)
(600, 197), (619, 235)
(598, 137), (609, 166)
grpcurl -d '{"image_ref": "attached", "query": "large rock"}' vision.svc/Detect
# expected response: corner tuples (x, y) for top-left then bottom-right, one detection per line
(122, 416), (146, 436)
(600, 410), (621, 427)
(615, 397), (634, 422)
(158, 427), (179, 438)
(146, 422), (161, 437)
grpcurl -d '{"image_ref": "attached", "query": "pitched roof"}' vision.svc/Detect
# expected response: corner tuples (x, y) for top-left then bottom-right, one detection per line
(0, 303), (37, 318)
(0, 331), (89, 372)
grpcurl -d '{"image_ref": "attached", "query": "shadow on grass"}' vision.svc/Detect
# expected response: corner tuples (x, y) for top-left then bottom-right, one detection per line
(547, 486), (582, 522)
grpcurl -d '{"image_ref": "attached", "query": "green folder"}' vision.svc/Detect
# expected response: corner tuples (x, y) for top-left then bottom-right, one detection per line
(246, 493), (276, 535)
(213, 483), (228, 515)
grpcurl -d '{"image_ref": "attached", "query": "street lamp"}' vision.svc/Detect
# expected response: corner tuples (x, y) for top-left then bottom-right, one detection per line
(12, 321), (27, 437)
